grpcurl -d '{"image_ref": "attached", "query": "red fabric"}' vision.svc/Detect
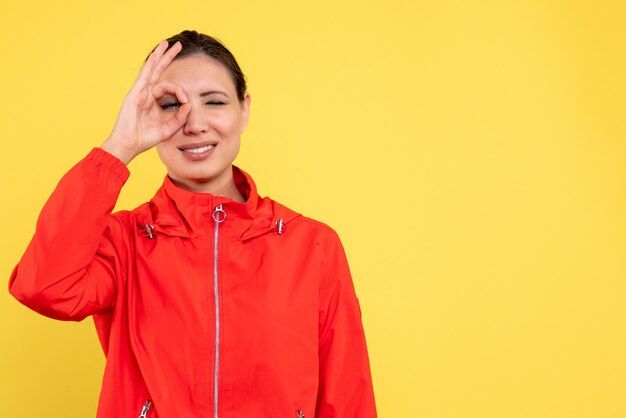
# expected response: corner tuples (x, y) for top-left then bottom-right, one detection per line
(9, 148), (377, 418)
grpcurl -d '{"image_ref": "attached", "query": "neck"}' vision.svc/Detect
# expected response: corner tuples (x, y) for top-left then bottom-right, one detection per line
(168, 167), (246, 203)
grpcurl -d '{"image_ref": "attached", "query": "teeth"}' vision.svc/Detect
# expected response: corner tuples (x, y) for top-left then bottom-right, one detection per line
(185, 145), (214, 154)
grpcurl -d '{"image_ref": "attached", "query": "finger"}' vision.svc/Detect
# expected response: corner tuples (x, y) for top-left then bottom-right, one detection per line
(149, 41), (183, 85)
(130, 40), (169, 94)
(151, 80), (188, 104)
(161, 103), (191, 138)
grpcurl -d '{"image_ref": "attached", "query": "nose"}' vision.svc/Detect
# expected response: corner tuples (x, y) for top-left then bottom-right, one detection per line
(183, 105), (208, 135)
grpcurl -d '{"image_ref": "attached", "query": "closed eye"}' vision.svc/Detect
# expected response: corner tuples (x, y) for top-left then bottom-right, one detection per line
(206, 101), (226, 106)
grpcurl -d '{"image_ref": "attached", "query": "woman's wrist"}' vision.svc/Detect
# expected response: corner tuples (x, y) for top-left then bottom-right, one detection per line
(100, 138), (137, 165)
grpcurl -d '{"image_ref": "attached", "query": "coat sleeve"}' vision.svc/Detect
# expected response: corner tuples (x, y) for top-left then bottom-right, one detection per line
(8, 148), (131, 321)
(317, 230), (377, 417)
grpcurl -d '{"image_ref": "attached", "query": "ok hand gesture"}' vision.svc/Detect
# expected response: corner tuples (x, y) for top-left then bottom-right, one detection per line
(101, 40), (191, 164)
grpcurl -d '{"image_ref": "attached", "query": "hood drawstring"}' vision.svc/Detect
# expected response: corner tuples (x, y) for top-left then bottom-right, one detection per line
(138, 400), (152, 418)
(143, 225), (154, 239)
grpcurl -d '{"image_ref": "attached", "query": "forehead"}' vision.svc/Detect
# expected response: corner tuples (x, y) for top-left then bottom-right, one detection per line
(159, 54), (235, 93)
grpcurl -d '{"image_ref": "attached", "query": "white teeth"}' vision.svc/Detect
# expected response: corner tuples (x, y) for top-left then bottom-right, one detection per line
(184, 144), (214, 154)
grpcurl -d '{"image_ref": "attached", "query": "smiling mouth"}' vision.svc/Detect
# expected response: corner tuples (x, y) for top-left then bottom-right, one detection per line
(181, 144), (215, 153)
(178, 142), (218, 154)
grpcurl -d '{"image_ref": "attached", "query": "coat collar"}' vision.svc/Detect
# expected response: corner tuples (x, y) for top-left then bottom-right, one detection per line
(135, 166), (299, 240)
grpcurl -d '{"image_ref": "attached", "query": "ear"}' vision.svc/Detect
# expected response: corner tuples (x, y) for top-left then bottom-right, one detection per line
(240, 92), (251, 132)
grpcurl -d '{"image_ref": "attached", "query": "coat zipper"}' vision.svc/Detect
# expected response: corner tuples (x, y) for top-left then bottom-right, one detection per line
(138, 400), (152, 418)
(212, 204), (226, 418)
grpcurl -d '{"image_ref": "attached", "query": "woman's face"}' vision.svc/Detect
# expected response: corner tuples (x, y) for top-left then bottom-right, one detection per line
(155, 54), (250, 193)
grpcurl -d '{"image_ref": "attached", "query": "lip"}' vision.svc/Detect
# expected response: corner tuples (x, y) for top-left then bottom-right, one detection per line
(178, 140), (218, 151)
(178, 141), (218, 161)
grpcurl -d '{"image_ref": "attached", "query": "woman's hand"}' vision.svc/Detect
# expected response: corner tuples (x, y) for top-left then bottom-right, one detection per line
(101, 40), (191, 165)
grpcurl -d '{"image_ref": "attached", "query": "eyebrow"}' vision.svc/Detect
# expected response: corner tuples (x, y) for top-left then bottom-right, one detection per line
(200, 90), (229, 98)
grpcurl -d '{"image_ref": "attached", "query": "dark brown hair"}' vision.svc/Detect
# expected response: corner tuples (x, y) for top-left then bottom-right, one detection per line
(154, 30), (247, 102)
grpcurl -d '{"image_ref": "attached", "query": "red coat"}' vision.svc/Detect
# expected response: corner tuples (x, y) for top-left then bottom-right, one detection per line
(9, 148), (377, 418)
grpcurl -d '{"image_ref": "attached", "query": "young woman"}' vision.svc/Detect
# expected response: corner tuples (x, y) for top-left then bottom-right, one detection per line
(9, 30), (376, 418)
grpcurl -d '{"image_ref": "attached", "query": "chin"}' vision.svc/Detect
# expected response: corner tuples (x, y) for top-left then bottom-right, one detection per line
(172, 166), (230, 184)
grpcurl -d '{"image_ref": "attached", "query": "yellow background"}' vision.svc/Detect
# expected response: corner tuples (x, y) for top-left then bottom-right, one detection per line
(1, 1), (625, 417)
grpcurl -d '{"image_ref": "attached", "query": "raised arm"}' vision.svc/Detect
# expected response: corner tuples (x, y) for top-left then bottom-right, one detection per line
(9, 149), (130, 320)
(9, 40), (191, 321)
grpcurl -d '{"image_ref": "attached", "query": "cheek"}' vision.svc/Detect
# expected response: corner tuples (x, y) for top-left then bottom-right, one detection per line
(212, 110), (243, 134)
(156, 142), (175, 162)
(155, 144), (166, 164)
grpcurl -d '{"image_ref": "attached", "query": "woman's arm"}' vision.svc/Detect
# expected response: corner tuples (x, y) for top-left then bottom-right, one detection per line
(317, 231), (377, 417)
(9, 40), (190, 321)
(8, 149), (130, 321)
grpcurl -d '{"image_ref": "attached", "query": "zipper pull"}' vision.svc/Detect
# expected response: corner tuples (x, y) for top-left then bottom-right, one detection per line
(138, 400), (152, 418)
(212, 204), (226, 223)
(297, 410), (305, 418)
